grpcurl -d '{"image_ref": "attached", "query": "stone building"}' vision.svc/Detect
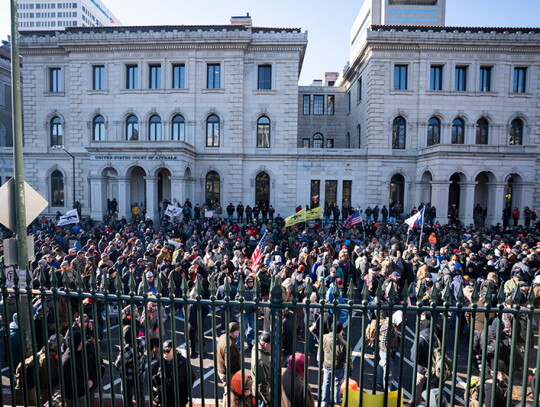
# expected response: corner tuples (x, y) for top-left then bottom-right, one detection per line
(4, 8), (540, 225)
(14, 16), (308, 222)
(339, 25), (540, 225)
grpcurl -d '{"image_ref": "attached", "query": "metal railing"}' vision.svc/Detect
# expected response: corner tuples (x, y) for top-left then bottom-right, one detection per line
(1, 266), (539, 407)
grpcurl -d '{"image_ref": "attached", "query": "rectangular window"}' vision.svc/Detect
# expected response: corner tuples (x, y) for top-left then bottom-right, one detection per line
(303, 95), (310, 115)
(126, 65), (138, 89)
(430, 65), (443, 90)
(342, 180), (352, 210)
(455, 66), (467, 91)
(92, 65), (105, 90)
(207, 63), (220, 89)
(347, 92), (351, 112)
(149, 64), (161, 89)
(257, 65), (272, 90)
(394, 65), (408, 90)
(479, 66), (492, 92)
(327, 95), (334, 115)
(313, 95), (324, 115)
(310, 180), (320, 207)
(49, 68), (61, 92)
(325, 180), (337, 206)
(326, 139), (334, 148)
(172, 64), (185, 89)
(513, 67), (527, 93)
(302, 138), (310, 148)
(357, 77), (362, 102)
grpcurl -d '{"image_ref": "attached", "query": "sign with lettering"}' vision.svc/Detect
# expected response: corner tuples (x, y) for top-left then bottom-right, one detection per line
(93, 155), (179, 160)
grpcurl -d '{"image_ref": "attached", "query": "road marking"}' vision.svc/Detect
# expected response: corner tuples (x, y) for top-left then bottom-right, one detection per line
(343, 311), (357, 328)
(391, 379), (412, 399)
(204, 324), (221, 336)
(103, 377), (121, 390)
(406, 326), (416, 337)
(1, 367), (9, 372)
(193, 367), (215, 388)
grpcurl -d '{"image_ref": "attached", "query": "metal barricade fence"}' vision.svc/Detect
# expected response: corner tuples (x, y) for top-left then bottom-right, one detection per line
(1, 266), (539, 407)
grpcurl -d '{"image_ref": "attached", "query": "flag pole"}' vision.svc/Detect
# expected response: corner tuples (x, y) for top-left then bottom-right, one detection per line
(406, 227), (410, 247)
(418, 208), (426, 250)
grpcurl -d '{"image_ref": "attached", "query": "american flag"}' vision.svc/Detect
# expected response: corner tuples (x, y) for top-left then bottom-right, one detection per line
(250, 231), (268, 271)
(343, 210), (362, 228)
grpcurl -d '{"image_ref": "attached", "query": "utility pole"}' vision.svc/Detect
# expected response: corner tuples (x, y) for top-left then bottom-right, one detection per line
(10, 0), (31, 355)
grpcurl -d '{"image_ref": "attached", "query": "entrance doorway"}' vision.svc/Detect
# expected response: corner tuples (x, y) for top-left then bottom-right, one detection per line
(129, 166), (146, 206)
(390, 174), (404, 214)
(157, 168), (172, 203)
(255, 172), (270, 207)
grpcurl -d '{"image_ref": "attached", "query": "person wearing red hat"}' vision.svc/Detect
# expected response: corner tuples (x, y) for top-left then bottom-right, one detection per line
(281, 353), (315, 407)
(226, 372), (255, 407)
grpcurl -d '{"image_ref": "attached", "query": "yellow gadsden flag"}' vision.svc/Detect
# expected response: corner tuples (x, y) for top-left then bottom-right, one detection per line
(284, 207), (307, 228)
(306, 206), (323, 221)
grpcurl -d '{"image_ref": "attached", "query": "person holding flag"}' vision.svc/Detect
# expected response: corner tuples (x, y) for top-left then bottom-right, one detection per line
(404, 207), (425, 247)
(250, 230), (268, 271)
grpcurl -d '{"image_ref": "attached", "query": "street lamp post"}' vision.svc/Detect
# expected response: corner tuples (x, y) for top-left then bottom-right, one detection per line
(51, 145), (75, 208)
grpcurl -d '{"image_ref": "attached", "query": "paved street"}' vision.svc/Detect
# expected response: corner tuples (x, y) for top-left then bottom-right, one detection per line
(4, 298), (533, 405)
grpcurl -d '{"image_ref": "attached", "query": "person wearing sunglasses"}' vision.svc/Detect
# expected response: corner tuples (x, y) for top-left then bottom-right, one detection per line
(151, 340), (194, 407)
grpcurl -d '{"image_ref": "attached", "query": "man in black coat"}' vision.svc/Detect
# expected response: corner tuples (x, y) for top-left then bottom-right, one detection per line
(152, 340), (194, 407)
(62, 331), (100, 406)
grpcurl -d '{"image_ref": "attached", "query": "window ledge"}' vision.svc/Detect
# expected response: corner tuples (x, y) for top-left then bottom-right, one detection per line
(508, 92), (532, 98)
(87, 90), (109, 95)
(201, 89), (225, 94)
(474, 91), (499, 96)
(389, 90), (413, 95)
(44, 91), (65, 97)
(425, 90), (451, 96)
(253, 90), (276, 95)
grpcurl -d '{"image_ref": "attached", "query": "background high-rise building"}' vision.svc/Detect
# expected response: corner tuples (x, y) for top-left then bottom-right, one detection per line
(16, 0), (121, 31)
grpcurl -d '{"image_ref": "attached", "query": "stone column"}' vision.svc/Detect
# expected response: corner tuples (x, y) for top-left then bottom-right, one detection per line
(145, 176), (159, 223)
(486, 182), (506, 226)
(117, 177), (130, 220)
(406, 181), (415, 212)
(89, 176), (106, 219)
(521, 182), (535, 223)
(170, 176), (185, 204)
(460, 181), (477, 226)
(430, 180), (450, 224)
(441, 123), (451, 144)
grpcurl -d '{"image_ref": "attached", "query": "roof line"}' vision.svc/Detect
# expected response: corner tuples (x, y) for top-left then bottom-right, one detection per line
(371, 25), (540, 33)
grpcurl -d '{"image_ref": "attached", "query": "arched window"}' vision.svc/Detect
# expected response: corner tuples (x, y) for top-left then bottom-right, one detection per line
(50, 116), (63, 146)
(205, 171), (220, 206)
(92, 115), (105, 141)
(346, 132), (351, 148)
(257, 116), (270, 148)
(126, 115), (139, 141)
(509, 118), (523, 145)
(390, 174), (405, 213)
(149, 115), (162, 141)
(392, 116), (406, 149)
(476, 118), (489, 144)
(451, 118), (465, 144)
(171, 115), (185, 141)
(312, 133), (323, 149)
(51, 170), (64, 207)
(427, 117), (440, 146)
(206, 115), (220, 147)
(255, 172), (270, 207)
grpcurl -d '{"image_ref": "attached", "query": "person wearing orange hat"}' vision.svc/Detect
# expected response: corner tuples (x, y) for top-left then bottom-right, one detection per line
(227, 371), (255, 407)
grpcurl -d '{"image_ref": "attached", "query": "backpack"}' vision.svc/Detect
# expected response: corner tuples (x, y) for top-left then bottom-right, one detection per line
(420, 334), (452, 385)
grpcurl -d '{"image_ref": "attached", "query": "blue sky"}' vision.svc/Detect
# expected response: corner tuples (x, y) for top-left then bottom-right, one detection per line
(2, 0), (539, 84)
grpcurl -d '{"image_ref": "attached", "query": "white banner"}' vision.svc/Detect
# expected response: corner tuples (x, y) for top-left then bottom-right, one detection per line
(164, 205), (183, 218)
(205, 210), (214, 218)
(167, 239), (180, 248)
(58, 209), (80, 226)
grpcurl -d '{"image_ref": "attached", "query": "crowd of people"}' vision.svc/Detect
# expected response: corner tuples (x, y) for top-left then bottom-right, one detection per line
(2, 198), (540, 407)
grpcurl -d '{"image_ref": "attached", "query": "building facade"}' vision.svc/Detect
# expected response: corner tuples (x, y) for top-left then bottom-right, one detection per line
(16, 0), (121, 30)
(4, 8), (539, 226)
(15, 18), (308, 222)
(340, 25), (540, 225)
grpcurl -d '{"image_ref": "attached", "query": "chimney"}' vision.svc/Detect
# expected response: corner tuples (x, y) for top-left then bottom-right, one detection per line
(230, 13), (252, 27)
